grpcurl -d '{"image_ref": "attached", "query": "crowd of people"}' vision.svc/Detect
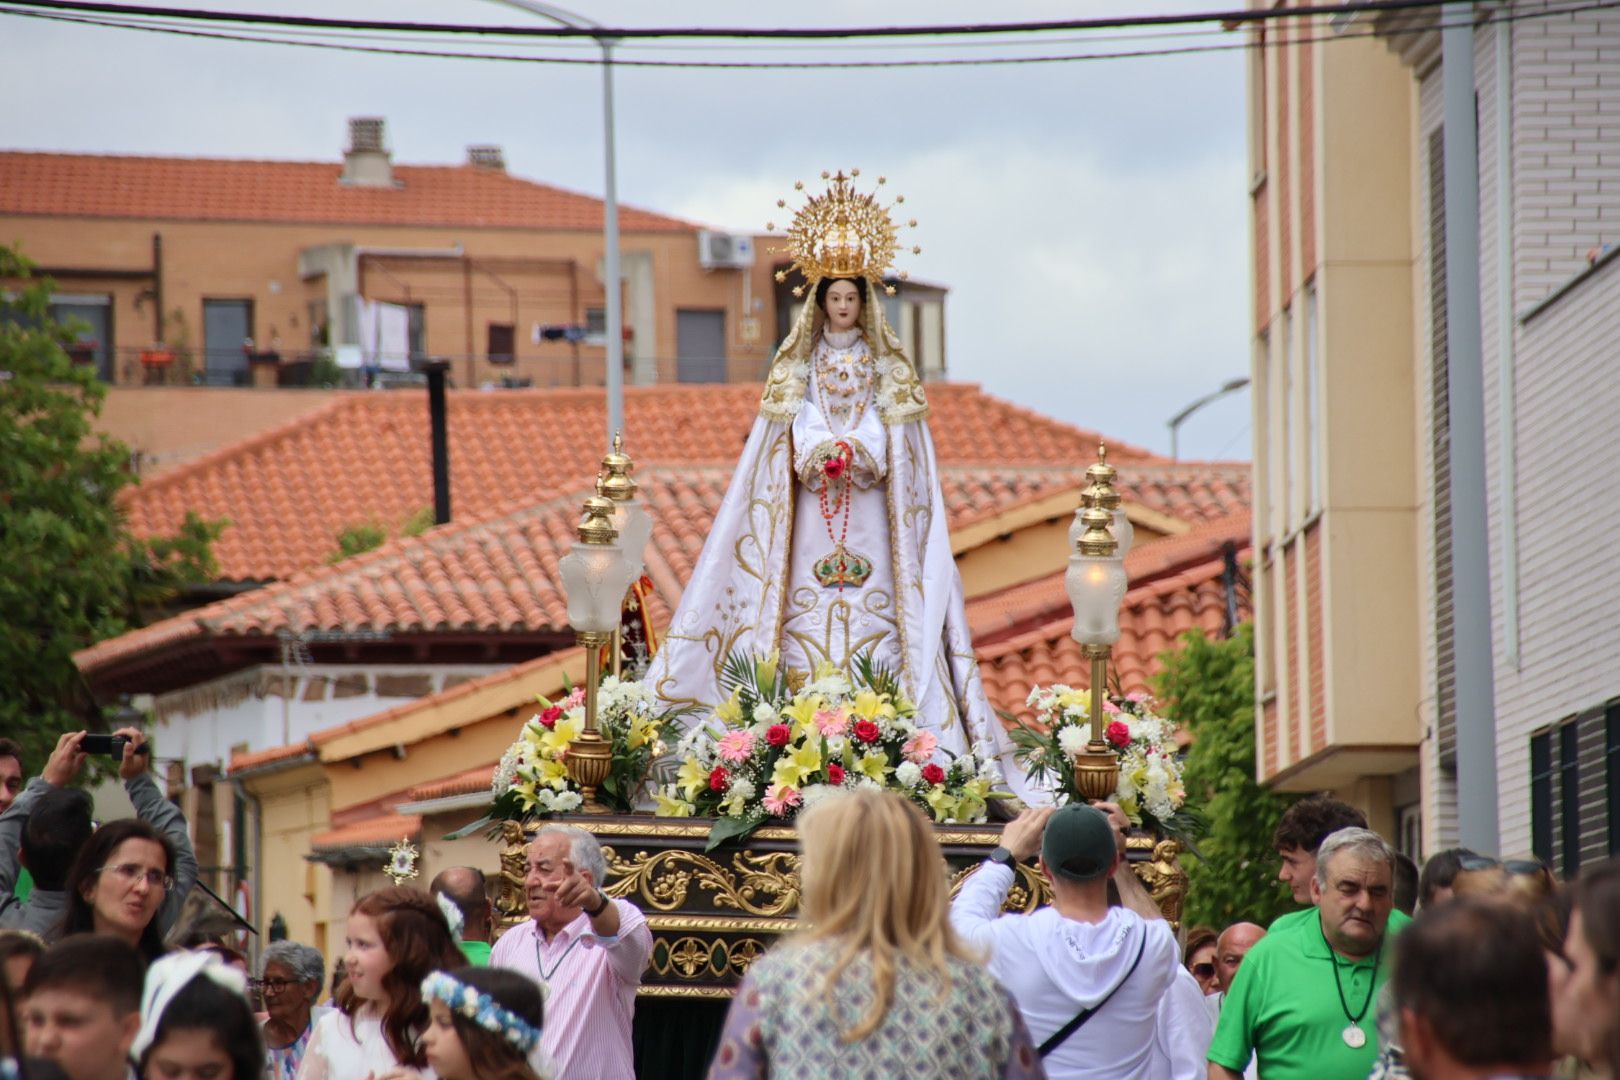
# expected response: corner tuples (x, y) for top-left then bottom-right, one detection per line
(2, 729), (1617, 1080)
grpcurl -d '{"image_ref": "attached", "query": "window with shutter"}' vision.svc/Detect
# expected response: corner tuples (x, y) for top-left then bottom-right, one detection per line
(1428, 124), (1457, 773)
(1531, 730), (1553, 866)
(1560, 723), (1581, 878)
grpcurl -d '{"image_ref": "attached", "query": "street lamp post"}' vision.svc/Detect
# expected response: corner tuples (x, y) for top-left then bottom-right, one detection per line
(1167, 376), (1250, 461)
(484, 0), (623, 448)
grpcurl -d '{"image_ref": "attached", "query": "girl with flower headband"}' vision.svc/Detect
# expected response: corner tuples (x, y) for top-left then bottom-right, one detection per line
(391, 968), (555, 1080)
(134, 950), (265, 1080)
(297, 887), (462, 1080)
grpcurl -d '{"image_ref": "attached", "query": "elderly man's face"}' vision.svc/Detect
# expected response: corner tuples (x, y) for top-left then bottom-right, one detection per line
(524, 832), (582, 922)
(1214, 923), (1266, 992)
(1312, 851), (1394, 958)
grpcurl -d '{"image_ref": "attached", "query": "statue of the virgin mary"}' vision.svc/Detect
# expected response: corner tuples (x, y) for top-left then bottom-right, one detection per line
(647, 170), (1038, 802)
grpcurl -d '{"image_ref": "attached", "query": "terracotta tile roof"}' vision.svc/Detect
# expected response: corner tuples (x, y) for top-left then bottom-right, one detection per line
(406, 764), (500, 803)
(121, 384), (1168, 583)
(974, 514), (1253, 721)
(310, 812), (420, 852)
(228, 740), (316, 775)
(0, 151), (695, 232)
(85, 455), (1243, 682)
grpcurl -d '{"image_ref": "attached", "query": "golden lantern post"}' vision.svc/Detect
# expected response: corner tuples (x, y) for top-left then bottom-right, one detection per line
(594, 433), (652, 680)
(1065, 445), (1130, 801)
(557, 493), (638, 812)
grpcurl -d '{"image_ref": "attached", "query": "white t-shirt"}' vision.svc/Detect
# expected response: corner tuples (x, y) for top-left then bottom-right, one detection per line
(295, 1008), (435, 1080)
(950, 863), (1182, 1079)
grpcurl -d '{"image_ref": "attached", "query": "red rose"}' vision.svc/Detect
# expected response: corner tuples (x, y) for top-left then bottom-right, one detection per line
(709, 766), (730, 792)
(823, 455), (846, 480)
(827, 763), (846, 784)
(853, 719), (881, 744)
(921, 763), (946, 785)
(1106, 720), (1131, 749)
(538, 705), (563, 729)
(766, 724), (792, 747)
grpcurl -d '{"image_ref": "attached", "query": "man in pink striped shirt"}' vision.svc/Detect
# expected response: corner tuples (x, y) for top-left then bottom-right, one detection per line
(491, 823), (653, 1080)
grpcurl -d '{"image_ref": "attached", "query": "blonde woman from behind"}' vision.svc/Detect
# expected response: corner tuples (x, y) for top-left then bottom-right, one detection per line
(707, 789), (1044, 1079)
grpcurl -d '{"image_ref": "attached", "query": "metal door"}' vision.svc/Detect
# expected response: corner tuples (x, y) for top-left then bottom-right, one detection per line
(203, 299), (252, 385)
(676, 309), (726, 383)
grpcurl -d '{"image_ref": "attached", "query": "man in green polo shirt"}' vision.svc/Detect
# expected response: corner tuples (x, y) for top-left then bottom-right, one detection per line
(1209, 827), (1399, 1080)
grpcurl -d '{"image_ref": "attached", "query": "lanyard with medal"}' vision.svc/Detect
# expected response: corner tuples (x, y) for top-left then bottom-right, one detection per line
(1321, 922), (1383, 1049)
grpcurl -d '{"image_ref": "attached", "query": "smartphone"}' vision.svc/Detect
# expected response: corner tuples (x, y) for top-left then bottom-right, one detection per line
(79, 733), (146, 758)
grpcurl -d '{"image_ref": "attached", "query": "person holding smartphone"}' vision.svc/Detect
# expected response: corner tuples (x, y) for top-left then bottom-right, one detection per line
(0, 728), (197, 944)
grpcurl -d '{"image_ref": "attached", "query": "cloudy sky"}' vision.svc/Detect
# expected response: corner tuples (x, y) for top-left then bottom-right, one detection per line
(1, 1), (1254, 461)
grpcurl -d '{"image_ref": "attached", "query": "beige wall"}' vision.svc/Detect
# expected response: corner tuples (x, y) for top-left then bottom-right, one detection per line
(1, 215), (786, 388)
(98, 386), (340, 473)
(244, 763), (334, 957)
(1251, 28), (1424, 794)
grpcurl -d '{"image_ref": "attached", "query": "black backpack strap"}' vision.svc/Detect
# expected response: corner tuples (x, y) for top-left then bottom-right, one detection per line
(1038, 926), (1150, 1058)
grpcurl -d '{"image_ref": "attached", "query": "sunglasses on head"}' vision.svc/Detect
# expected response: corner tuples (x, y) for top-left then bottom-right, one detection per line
(1458, 855), (1545, 876)
(1192, 962), (1215, 979)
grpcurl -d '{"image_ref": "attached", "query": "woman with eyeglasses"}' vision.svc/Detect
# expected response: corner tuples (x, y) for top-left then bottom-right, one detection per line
(258, 941), (329, 1080)
(1183, 925), (1219, 996)
(54, 819), (176, 962)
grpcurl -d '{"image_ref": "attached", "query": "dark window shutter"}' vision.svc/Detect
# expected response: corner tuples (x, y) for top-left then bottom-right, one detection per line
(487, 323), (515, 365)
(1578, 710), (1609, 867)
(1560, 723), (1582, 878)
(1428, 125), (1457, 772)
(1531, 730), (1554, 866)
(1607, 703), (1620, 855)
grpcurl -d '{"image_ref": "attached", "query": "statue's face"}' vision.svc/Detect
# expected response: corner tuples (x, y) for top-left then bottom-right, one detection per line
(822, 280), (862, 332)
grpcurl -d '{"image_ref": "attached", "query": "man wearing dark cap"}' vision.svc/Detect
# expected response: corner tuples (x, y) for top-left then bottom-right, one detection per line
(950, 803), (1185, 1078)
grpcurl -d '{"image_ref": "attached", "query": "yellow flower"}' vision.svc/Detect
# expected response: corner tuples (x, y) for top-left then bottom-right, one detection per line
(771, 740), (823, 790)
(676, 756), (710, 801)
(536, 758), (570, 791)
(924, 786), (960, 822)
(539, 716), (582, 756)
(812, 659), (840, 682)
(954, 778), (991, 823)
(851, 690), (896, 722)
(627, 715), (659, 751)
(720, 789), (752, 817)
(654, 790), (695, 817)
(852, 752), (892, 785)
(755, 650), (780, 691)
(715, 688), (745, 727)
(782, 694), (822, 737)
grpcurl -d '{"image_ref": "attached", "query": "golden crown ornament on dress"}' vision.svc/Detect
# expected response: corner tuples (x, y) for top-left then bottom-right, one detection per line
(759, 169), (930, 425)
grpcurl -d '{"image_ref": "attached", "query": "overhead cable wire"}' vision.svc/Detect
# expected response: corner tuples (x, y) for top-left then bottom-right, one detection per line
(2, 0), (1614, 69)
(0, 0), (1482, 39)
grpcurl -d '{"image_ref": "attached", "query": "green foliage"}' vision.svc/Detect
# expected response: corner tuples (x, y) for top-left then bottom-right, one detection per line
(330, 522), (389, 563)
(329, 506), (435, 564)
(0, 247), (223, 765)
(1154, 623), (1300, 928)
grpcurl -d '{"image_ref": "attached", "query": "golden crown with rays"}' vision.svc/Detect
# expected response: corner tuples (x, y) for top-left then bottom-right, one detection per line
(767, 169), (921, 298)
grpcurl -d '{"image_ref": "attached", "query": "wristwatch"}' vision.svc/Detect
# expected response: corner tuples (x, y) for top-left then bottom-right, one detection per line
(584, 889), (610, 918)
(987, 846), (1017, 869)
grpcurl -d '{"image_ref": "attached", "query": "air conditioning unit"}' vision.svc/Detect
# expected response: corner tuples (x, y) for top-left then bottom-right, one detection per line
(698, 230), (755, 270)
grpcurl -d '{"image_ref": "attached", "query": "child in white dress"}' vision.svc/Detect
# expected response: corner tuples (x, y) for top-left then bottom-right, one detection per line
(296, 888), (463, 1080)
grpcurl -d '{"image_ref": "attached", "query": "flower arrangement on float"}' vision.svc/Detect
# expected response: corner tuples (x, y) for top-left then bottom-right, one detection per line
(655, 650), (1010, 849)
(489, 677), (686, 819)
(1007, 685), (1204, 846)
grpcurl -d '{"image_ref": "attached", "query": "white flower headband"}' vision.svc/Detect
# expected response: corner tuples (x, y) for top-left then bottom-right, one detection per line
(420, 971), (542, 1055)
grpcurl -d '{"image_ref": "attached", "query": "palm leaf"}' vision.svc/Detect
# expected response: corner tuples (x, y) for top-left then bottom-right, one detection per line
(719, 649), (758, 700)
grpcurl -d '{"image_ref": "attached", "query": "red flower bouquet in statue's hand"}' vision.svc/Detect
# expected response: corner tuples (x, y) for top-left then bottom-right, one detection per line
(822, 441), (852, 481)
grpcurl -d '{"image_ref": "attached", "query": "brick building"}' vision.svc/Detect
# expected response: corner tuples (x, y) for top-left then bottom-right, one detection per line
(1247, 1), (1620, 862)
(0, 117), (947, 393)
